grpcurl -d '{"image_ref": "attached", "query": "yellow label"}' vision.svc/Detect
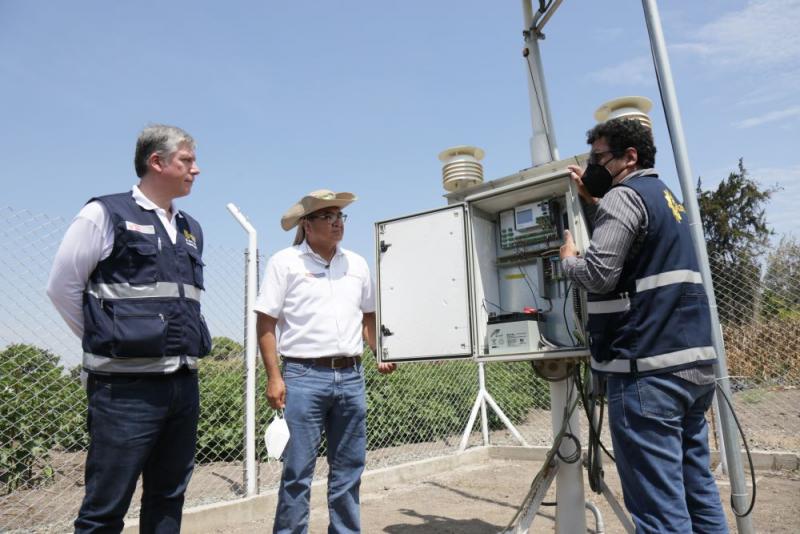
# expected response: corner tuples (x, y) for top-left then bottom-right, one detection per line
(664, 189), (686, 222)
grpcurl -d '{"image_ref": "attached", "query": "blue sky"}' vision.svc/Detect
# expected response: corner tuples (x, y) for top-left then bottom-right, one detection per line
(2, 0), (798, 265)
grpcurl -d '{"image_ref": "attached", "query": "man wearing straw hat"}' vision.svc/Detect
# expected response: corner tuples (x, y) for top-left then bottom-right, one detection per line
(255, 189), (395, 534)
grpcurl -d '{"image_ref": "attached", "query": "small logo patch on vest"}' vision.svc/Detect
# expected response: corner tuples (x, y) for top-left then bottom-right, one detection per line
(183, 229), (198, 249)
(125, 221), (156, 234)
(663, 189), (686, 222)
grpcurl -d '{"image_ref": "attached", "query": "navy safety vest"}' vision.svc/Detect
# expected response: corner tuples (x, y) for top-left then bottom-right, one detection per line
(81, 192), (211, 374)
(587, 174), (717, 376)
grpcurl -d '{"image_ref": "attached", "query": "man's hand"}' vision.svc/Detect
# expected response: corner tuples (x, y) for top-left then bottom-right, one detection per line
(266, 376), (286, 409)
(568, 164), (598, 205)
(377, 362), (397, 374)
(560, 229), (578, 260)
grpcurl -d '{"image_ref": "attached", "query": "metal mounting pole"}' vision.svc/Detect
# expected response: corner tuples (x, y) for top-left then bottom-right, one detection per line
(227, 203), (259, 497)
(522, 0), (559, 166)
(520, 2), (584, 531)
(548, 372), (586, 533)
(478, 362), (489, 445)
(640, 2), (753, 532)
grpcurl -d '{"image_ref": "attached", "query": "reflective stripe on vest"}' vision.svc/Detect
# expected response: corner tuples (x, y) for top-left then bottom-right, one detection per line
(183, 285), (202, 302)
(587, 270), (702, 316)
(635, 269), (703, 293)
(87, 281), (202, 303)
(591, 345), (716, 374)
(587, 297), (630, 314)
(83, 353), (199, 373)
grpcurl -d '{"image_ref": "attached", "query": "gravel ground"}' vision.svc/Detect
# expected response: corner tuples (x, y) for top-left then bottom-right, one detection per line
(216, 457), (800, 533)
(3, 387), (797, 532)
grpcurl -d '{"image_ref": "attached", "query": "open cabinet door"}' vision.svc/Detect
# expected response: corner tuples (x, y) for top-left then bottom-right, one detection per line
(375, 205), (474, 362)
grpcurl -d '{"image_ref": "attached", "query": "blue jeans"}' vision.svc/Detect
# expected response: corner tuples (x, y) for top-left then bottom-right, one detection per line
(274, 360), (367, 534)
(75, 370), (199, 534)
(607, 372), (728, 534)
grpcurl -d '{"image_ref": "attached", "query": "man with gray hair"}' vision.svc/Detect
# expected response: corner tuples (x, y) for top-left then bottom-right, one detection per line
(47, 124), (211, 533)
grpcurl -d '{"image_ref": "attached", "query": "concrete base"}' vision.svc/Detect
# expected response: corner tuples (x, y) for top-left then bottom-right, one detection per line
(121, 446), (798, 533)
(488, 446), (800, 471)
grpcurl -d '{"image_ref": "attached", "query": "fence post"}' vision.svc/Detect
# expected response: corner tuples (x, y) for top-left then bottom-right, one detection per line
(227, 204), (259, 497)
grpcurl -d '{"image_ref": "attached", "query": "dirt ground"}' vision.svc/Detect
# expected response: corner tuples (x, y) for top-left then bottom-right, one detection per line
(2, 387), (797, 532)
(217, 457), (800, 534)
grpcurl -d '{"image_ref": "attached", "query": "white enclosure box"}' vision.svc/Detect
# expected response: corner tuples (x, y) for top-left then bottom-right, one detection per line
(375, 155), (592, 363)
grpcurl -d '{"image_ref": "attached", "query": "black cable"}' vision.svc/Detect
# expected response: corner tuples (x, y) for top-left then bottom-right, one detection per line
(504, 393), (582, 531)
(562, 280), (576, 346)
(556, 432), (582, 464)
(575, 363), (615, 494)
(522, 46), (555, 161)
(482, 298), (507, 313)
(513, 250), (573, 348)
(571, 282), (588, 345)
(518, 264), (540, 311)
(584, 367), (612, 470)
(517, 260), (554, 313)
(515, 259), (562, 350)
(715, 382), (757, 517)
(557, 376), (582, 465)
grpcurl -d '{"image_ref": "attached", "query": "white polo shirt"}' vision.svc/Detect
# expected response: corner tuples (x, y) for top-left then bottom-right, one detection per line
(254, 241), (375, 358)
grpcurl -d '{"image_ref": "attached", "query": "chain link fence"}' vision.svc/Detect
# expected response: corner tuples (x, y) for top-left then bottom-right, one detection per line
(1, 206), (797, 532)
(0, 206), (247, 532)
(708, 249), (800, 453)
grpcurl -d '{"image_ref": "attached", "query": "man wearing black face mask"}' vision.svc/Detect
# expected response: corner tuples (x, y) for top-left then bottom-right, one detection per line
(560, 118), (728, 533)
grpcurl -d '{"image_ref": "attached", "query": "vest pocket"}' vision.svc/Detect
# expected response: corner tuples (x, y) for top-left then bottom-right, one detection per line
(677, 289), (712, 348)
(186, 247), (205, 290)
(126, 241), (159, 284)
(587, 307), (634, 363)
(587, 316), (613, 362)
(112, 312), (168, 357)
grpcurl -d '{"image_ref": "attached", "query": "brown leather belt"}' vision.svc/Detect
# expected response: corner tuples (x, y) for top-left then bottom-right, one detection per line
(282, 356), (361, 369)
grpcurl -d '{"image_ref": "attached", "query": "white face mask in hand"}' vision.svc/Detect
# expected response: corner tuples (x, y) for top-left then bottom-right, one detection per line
(264, 411), (290, 460)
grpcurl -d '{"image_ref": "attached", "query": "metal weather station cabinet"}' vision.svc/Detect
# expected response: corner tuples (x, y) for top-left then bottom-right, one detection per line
(375, 154), (591, 365)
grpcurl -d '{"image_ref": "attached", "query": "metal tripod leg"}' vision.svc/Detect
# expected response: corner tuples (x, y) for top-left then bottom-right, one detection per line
(459, 363), (529, 451)
(511, 459), (559, 534)
(510, 459), (635, 534)
(597, 477), (635, 533)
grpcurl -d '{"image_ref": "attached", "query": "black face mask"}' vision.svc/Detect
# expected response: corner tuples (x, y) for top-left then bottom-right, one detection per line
(583, 161), (625, 198)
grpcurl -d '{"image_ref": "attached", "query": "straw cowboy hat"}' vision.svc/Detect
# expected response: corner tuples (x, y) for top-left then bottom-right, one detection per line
(281, 189), (357, 244)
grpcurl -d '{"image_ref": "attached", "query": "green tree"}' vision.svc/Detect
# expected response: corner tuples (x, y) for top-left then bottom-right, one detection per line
(209, 336), (244, 360)
(761, 235), (800, 319)
(697, 159), (776, 323)
(0, 344), (86, 493)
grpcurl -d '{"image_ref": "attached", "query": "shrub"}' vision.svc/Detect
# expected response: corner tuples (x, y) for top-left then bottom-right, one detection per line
(363, 352), (547, 450)
(196, 350), (548, 463)
(0, 344), (86, 493)
(197, 358), (277, 462)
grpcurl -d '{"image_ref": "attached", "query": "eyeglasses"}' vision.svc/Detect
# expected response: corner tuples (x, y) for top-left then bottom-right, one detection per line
(587, 150), (616, 165)
(307, 212), (348, 224)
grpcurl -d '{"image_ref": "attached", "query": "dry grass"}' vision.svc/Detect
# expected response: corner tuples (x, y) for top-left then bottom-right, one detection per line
(723, 317), (800, 385)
